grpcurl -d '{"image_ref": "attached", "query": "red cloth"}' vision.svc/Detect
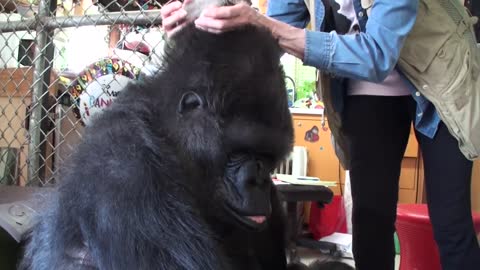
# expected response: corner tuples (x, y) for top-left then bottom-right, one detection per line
(309, 195), (348, 240)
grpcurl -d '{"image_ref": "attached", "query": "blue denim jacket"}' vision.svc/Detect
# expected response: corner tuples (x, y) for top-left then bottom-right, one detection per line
(267, 0), (441, 138)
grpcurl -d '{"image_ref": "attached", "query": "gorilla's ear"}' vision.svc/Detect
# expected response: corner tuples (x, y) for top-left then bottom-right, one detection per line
(178, 91), (205, 114)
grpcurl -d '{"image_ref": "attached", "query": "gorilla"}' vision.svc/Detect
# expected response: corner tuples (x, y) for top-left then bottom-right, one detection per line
(19, 1), (354, 269)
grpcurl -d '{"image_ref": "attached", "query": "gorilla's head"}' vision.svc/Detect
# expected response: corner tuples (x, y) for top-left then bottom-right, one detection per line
(147, 23), (293, 231)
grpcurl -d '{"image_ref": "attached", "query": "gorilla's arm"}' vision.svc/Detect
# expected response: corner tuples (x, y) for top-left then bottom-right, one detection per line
(21, 106), (231, 270)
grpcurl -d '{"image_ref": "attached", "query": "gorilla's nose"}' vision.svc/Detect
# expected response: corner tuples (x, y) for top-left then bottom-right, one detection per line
(238, 159), (265, 187)
(226, 153), (266, 187)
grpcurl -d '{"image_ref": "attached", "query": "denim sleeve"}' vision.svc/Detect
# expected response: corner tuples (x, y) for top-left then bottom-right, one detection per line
(266, 0), (310, 29)
(303, 0), (419, 83)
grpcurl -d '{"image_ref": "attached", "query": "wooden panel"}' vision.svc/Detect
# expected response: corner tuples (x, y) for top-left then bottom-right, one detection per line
(339, 165), (346, 184)
(292, 115), (341, 195)
(399, 157), (417, 190)
(416, 152), (427, 203)
(0, 68), (57, 97)
(399, 188), (418, 204)
(0, 97), (29, 185)
(404, 126), (419, 158)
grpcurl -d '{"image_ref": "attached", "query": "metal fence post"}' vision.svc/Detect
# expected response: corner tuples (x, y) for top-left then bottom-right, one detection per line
(27, 0), (53, 186)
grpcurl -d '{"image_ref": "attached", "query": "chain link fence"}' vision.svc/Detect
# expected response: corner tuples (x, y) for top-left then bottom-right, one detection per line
(0, 0), (171, 187)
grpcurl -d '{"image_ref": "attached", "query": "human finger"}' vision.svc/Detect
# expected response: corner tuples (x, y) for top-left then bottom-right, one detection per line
(195, 25), (224, 34)
(162, 9), (188, 30)
(160, 1), (183, 17)
(200, 3), (247, 19)
(194, 15), (247, 34)
(182, 0), (194, 7)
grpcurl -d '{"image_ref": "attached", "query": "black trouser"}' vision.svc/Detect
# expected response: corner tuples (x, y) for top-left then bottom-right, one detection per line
(342, 95), (480, 270)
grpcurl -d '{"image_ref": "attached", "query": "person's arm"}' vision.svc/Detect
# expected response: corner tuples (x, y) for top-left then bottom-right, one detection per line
(194, 3), (307, 60)
(196, 0), (419, 83)
(304, 0), (419, 82)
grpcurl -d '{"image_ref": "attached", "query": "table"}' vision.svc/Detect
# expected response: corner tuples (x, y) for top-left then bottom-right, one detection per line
(276, 184), (336, 262)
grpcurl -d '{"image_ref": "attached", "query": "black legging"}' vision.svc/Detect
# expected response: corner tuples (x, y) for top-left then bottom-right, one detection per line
(342, 95), (480, 270)
(466, 0), (480, 41)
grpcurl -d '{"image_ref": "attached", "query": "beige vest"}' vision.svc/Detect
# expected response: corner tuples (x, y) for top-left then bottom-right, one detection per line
(363, 0), (480, 160)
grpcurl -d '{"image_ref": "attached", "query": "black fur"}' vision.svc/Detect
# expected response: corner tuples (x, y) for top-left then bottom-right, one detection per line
(19, 23), (294, 270)
(19, 21), (355, 270)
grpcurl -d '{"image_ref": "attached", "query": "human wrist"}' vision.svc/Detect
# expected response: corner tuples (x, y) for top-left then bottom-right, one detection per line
(251, 11), (282, 40)
(278, 27), (305, 60)
(248, 6), (263, 27)
(267, 19), (305, 60)
(245, 8), (306, 60)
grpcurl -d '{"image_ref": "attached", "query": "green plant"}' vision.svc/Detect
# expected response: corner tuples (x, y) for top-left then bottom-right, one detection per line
(295, 80), (316, 100)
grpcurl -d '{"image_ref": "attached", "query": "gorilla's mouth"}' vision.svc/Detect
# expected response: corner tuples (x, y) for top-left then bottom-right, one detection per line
(247, 216), (267, 223)
(225, 204), (269, 231)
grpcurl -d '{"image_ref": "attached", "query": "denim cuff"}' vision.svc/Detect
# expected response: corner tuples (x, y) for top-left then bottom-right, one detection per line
(303, 30), (332, 69)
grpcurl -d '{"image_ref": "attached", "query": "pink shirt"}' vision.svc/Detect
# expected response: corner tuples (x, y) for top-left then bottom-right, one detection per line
(335, 0), (411, 96)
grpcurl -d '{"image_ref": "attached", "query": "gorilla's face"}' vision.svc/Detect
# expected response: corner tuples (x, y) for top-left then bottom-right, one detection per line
(174, 89), (288, 232)
(162, 22), (293, 232)
(219, 117), (290, 231)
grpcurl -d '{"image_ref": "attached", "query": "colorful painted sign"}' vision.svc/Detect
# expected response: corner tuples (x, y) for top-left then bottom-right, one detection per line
(67, 58), (141, 126)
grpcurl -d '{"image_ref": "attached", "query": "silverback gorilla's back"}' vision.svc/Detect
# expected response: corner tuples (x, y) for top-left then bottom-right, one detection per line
(18, 6), (298, 270)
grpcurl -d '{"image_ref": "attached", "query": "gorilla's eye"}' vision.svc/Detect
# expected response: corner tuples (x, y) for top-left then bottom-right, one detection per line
(178, 91), (205, 114)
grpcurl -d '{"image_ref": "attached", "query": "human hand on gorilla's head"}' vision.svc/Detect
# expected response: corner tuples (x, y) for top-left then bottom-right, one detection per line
(194, 1), (259, 34)
(161, 0), (190, 38)
(161, 0), (255, 37)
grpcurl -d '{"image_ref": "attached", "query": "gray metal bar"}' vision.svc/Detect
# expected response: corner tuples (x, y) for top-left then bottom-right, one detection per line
(0, 10), (162, 33)
(27, 0), (52, 186)
(44, 10), (163, 29)
(36, 0), (58, 184)
(0, 19), (36, 33)
(53, 104), (65, 178)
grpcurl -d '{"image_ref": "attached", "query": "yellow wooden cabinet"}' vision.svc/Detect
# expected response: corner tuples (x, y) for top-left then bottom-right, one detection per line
(291, 113), (421, 204)
(398, 126), (421, 204)
(291, 112), (480, 215)
(291, 113), (341, 195)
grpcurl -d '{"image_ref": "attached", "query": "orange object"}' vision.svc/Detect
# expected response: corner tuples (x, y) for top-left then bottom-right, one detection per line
(258, 0), (268, 14)
(396, 204), (480, 270)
